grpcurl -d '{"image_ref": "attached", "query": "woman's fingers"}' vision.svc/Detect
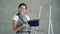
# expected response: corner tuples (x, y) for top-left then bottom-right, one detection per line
(23, 24), (26, 27)
(23, 24), (30, 27)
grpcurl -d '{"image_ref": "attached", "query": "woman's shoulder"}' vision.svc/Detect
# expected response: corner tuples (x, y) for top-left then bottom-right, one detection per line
(13, 14), (19, 21)
(25, 15), (30, 21)
(25, 15), (29, 17)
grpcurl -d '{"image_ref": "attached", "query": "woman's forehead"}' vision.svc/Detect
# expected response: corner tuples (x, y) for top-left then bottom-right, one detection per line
(20, 5), (26, 8)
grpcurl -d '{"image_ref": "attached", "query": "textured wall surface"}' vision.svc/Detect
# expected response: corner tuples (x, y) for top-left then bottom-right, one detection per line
(0, 0), (60, 34)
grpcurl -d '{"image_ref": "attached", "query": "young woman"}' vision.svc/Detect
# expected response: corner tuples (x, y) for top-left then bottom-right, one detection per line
(12, 3), (31, 34)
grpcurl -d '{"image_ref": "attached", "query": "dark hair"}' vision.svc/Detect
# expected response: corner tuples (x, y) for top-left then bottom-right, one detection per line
(18, 3), (27, 9)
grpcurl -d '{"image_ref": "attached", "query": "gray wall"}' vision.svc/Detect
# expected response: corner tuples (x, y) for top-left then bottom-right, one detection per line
(0, 0), (60, 34)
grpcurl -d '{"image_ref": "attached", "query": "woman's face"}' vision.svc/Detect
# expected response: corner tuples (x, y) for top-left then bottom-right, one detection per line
(18, 5), (26, 15)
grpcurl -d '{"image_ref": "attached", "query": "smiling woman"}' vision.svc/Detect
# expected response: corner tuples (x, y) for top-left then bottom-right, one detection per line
(12, 3), (31, 34)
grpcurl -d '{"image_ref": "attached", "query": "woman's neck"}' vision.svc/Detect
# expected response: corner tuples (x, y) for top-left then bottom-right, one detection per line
(17, 12), (25, 16)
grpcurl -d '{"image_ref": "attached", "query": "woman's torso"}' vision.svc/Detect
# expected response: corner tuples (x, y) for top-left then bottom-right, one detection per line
(16, 14), (30, 32)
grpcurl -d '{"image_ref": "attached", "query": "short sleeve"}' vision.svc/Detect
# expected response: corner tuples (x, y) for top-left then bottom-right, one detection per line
(13, 15), (19, 21)
(25, 15), (30, 21)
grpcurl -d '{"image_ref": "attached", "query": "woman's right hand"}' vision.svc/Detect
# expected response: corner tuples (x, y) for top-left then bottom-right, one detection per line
(23, 24), (26, 27)
(23, 24), (30, 27)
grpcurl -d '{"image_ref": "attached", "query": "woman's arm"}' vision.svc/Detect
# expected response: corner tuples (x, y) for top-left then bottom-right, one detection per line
(12, 20), (26, 32)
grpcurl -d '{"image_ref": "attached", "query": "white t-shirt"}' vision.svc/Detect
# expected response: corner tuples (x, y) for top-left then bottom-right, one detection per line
(13, 15), (30, 21)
